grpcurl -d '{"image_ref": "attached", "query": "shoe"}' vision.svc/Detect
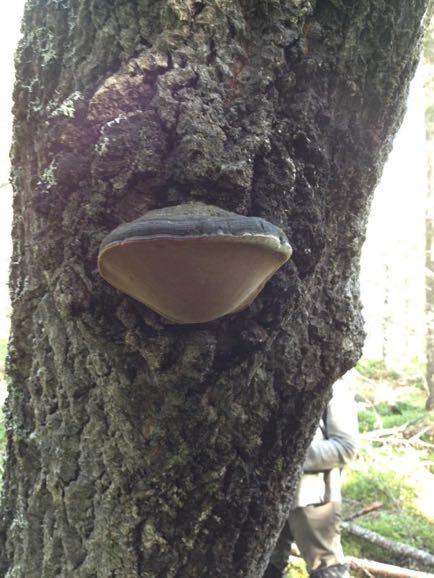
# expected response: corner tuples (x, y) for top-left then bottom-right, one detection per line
(310, 564), (349, 578)
(263, 563), (284, 578)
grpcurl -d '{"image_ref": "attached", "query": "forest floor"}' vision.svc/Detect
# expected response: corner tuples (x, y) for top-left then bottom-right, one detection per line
(0, 342), (433, 576)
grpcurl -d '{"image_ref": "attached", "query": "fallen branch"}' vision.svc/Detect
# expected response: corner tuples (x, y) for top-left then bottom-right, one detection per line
(362, 436), (434, 450)
(345, 501), (384, 522)
(362, 424), (410, 439)
(407, 425), (433, 443)
(342, 522), (434, 568)
(346, 555), (434, 577)
(408, 438), (434, 449)
(362, 417), (425, 440)
(288, 548), (434, 577)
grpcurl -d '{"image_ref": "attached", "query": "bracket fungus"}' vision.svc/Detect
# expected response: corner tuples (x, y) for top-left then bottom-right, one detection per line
(98, 203), (292, 324)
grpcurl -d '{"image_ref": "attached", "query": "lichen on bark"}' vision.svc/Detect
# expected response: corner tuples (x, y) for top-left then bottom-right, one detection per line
(0, 1), (430, 577)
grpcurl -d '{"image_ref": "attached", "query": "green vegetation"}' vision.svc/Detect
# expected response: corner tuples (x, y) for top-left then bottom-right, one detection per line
(356, 359), (400, 382)
(358, 398), (427, 433)
(343, 467), (434, 555)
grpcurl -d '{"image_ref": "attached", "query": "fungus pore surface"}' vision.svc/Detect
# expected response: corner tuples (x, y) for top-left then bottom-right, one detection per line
(98, 203), (292, 324)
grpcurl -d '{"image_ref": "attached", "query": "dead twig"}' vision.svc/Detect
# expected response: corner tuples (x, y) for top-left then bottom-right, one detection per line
(345, 501), (384, 522)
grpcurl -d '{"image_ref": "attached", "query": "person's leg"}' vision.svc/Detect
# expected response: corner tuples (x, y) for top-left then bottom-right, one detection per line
(264, 517), (294, 577)
(288, 502), (348, 578)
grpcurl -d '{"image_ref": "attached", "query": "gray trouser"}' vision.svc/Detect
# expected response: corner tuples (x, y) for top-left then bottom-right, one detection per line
(269, 502), (345, 573)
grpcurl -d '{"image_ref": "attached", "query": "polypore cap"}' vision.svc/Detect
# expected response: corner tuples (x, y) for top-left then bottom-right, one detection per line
(98, 202), (292, 324)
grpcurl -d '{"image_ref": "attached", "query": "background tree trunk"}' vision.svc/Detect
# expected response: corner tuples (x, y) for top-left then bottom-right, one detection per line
(0, 1), (429, 576)
(425, 149), (434, 410)
(424, 16), (434, 411)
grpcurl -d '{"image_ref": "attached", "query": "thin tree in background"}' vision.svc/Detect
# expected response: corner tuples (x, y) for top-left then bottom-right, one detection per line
(381, 263), (392, 366)
(426, 151), (434, 410)
(0, 1), (430, 576)
(425, 16), (434, 411)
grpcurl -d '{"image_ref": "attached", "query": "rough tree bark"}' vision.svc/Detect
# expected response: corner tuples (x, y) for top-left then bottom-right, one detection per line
(0, 1), (429, 577)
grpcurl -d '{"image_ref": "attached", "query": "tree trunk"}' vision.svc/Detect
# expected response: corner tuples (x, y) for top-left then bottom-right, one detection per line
(425, 147), (434, 410)
(425, 18), (434, 411)
(0, 1), (429, 577)
(382, 263), (391, 365)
